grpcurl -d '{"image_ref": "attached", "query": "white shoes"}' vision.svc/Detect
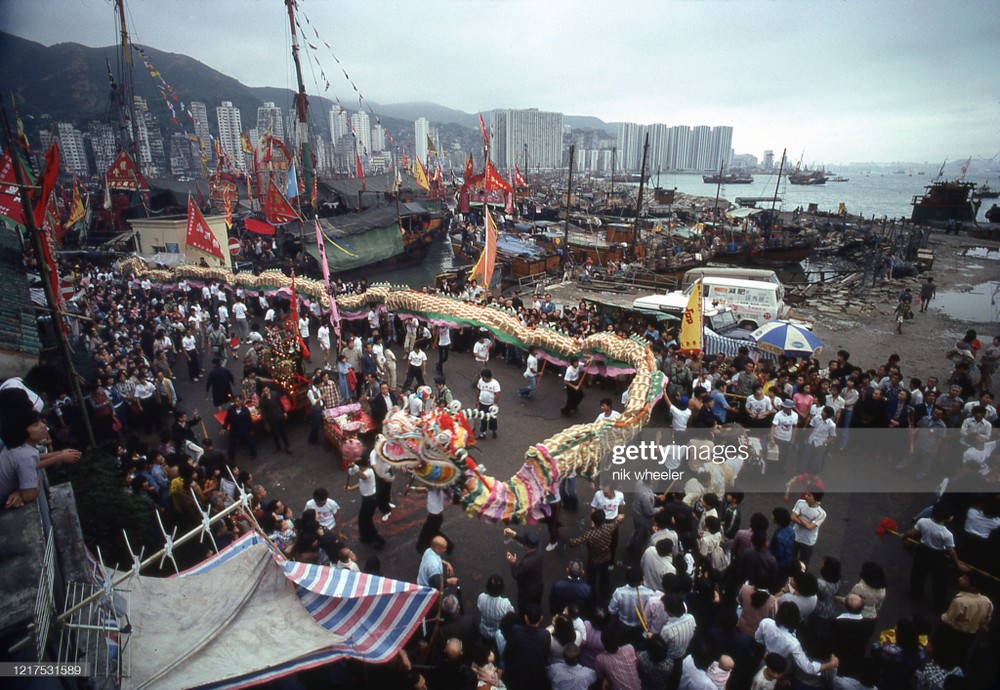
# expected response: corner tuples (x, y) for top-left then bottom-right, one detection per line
(382, 512), (392, 522)
(546, 541), (559, 552)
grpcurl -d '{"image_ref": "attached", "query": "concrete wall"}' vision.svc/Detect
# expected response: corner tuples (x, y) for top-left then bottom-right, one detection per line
(129, 214), (230, 268)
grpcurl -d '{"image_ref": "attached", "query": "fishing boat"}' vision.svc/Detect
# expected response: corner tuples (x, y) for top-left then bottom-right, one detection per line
(910, 180), (980, 223)
(829, 175), (850, 182)
(702, 171), (754, 184)
(788, 168), (827, 185)
(972, 181), (999, 199)
(451, 231), (560, 282)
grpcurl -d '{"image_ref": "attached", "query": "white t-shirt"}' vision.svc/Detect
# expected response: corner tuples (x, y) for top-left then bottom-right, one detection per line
(807, 416), (837, 447)
(408, 350), (428, 368)
(217, 304), (229, 323)
(305, 498), (340, 530)
(591, 490), (625, 519)
(595, 410), (622, 424)
(264, 308), (276, 323)
(437, 327), (451, 347)
(564, 363), (585, 384)
(524, 353), (539, 378)
(473, 340), (491, 363)
(963, 441), (996, 474)
(791, 499), (827, 546)
(772, 410), (798, 441)
(182, 335), (197, 352)
(477, 378), (501, 405)
(914, 517), (955, 551)
(317, 325), (331, 349)
(667, 405), (691, 431)
(232, 302), (248, 320)
(746, 395), (773, 418)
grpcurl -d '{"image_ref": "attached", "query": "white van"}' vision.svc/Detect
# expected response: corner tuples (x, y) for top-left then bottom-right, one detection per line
(633, 276), (786, 330)
(681, 267), (780, 289)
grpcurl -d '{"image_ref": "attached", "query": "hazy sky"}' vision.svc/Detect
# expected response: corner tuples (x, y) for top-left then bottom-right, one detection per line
(3, 0), (998, 164)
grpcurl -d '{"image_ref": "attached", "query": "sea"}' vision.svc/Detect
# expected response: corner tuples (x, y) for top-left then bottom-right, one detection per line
(377, 172), (998, 289)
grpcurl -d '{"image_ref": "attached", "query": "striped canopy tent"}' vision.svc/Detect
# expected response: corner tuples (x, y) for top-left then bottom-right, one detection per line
(749, 320), (824, 358)
(121, 533), (438, 689)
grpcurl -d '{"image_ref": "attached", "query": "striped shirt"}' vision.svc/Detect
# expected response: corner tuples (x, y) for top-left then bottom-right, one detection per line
(661, 612), (697, 660)
(609, 584), (655, 628)
(595, 645), (641, 690)
(477, 593), (515, 639)
(320, 380), (342, 410)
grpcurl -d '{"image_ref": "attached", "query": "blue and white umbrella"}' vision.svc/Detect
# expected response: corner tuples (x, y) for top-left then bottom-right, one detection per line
(749, 321), (824, 358)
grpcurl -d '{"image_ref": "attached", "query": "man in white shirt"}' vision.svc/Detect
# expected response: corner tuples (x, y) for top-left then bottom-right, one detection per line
(473, 332), (492, 366)
(402, 344), (428, 390)
(790, 490), (827, 567)
(217, 302), (229, 326)
(347, 457), (385, 547)
(304, 487), (343, 541)
(770, 399), (798, 476)
(232, 298), (249, 342)
(403, 317), (418, 353)
(801, 406), (836, 474)
(476, 369), (501, 439)
(594, 397), (621, 424)
(755, 604), (839, 678)
(317, 323), (331, 365)
(519, 348), (540, 399)
(662, 394), (692, 432)
(435, 325), (451, 373)
(181, 328), (201, 381)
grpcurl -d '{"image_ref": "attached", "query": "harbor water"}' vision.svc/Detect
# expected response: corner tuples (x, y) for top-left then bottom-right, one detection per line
(376, 172), (997, 289)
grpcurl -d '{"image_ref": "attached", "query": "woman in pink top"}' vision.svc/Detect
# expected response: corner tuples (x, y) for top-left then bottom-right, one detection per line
(793, 384), (814, 426)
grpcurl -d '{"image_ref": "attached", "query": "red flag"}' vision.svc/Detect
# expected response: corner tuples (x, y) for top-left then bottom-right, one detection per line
(195, 182), (206, 208)
(0, 148), (27, 226)
(514, 164), (527, 188)
(245, 218), (276, 236)
(106, 149), (148, 191)
(33, 144), (60, 228)
(355, 149), (366, 192)
(464, 153), (474, 182)
(401, 153), (409, 169)
(263, 179), (299, 224)
(484, 159), (513, 193)
(479, 113), (490, 149)
(185, 195), (225, 260)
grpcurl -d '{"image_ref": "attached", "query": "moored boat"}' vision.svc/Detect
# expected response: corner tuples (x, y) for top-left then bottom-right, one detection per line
(910, 180), (980, 223)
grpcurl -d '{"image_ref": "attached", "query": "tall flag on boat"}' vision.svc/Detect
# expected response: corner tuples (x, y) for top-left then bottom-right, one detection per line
(484, 159), (513, 194)
(185, 194), (225, 261)
(514, 165), (527, 188)
(413, 159), (431, 191)
(264, 179), (299, 224)
(222, 185), (234, 229)
(285, 160), (299, 200)
(678, 279), (703, 355)
(434, 161), (443, 185)
(355, 148), (366, 192)
(478, 113), (490, 151)
(464, 153), (475, 182)
(289, 271), (311, 358)
(426, 134), (437, 155)
(957, 156), (971, 182)
(106, 149), (149, 191)
(314, 219), (341, 337)
(195, 181), (206, 209)
(67, 181), (86, 227)
(468, 207), (498, 288)
(33, 144), (60, 229)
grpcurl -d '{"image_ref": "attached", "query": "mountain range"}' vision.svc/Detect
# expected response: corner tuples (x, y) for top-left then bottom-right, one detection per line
(0, 31), (616, 148)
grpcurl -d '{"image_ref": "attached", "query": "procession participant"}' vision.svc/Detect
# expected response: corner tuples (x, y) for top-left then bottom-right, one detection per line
(475, 369), (501, 440)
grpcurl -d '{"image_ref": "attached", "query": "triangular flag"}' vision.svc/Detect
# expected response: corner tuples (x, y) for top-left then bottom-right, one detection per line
(264, 179), (299, 224)
(355, 149), (366, 192)
(469, 208), (498, 289)
(185, 195), (225, 260)
(67, 181), (86, 227)
(413, 159), (431, 191)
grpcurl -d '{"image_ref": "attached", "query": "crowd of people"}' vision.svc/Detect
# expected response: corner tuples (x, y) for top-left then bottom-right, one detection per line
(0, 255), (998, 690)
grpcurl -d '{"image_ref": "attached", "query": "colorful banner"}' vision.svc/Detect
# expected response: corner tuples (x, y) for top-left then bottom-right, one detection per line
(469, 208), (498, 288)
(0, 148), (27, 226)
(678, 279), (703, 354)
(264, 179), (299, 224)
(106, 149), (148, 191)
(413, 159), (431, 191)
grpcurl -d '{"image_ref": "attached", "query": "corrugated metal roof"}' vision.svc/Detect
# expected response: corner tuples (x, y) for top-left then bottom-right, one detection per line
(0, 224), (41, 357)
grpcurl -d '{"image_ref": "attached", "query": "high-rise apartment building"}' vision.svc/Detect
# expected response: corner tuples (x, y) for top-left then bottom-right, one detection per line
(87, 122), (117, 174)
(491, 109), (564, 170)
(188, 101), (213, 168)
(763, 150), (774, 171)
(57, 123), (90, 175)
(414, 117), (430, 165)
(350, 112), (371, 157)
(256, 102), (284, 143)
(215, 100), (245, 171)
(329, 107), (349, 152)
(371, 124), (385, 153)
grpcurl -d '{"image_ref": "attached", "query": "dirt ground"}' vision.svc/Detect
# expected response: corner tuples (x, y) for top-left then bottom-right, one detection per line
(799, 232), (999, 383)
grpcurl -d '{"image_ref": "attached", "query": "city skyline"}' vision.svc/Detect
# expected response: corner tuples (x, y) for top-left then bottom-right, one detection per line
(5, 1), (997, 166)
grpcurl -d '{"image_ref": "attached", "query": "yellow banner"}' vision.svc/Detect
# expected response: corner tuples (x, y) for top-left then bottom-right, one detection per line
(678, 279), (702, 354)
(413, 159), (431, 191)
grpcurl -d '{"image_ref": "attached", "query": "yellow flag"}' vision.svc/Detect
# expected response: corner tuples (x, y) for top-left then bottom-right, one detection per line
(678, 279), (702, 354)
(67, 182), (86, 227)
(413, 159), (431, 191)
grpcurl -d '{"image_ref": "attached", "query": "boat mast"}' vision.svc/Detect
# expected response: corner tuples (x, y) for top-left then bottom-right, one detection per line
(610, 146), (616, 206)
(768, 148), (786, 241)
(713, 160), (723, 217)
(632, 133), (649, 259)
(563, 144), (575, 249)
(284, 0), (314, 207)
(114, 0), (142, 175)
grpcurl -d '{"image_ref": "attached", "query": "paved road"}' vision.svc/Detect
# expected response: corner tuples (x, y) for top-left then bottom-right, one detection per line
(172, 338), (941, 635)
